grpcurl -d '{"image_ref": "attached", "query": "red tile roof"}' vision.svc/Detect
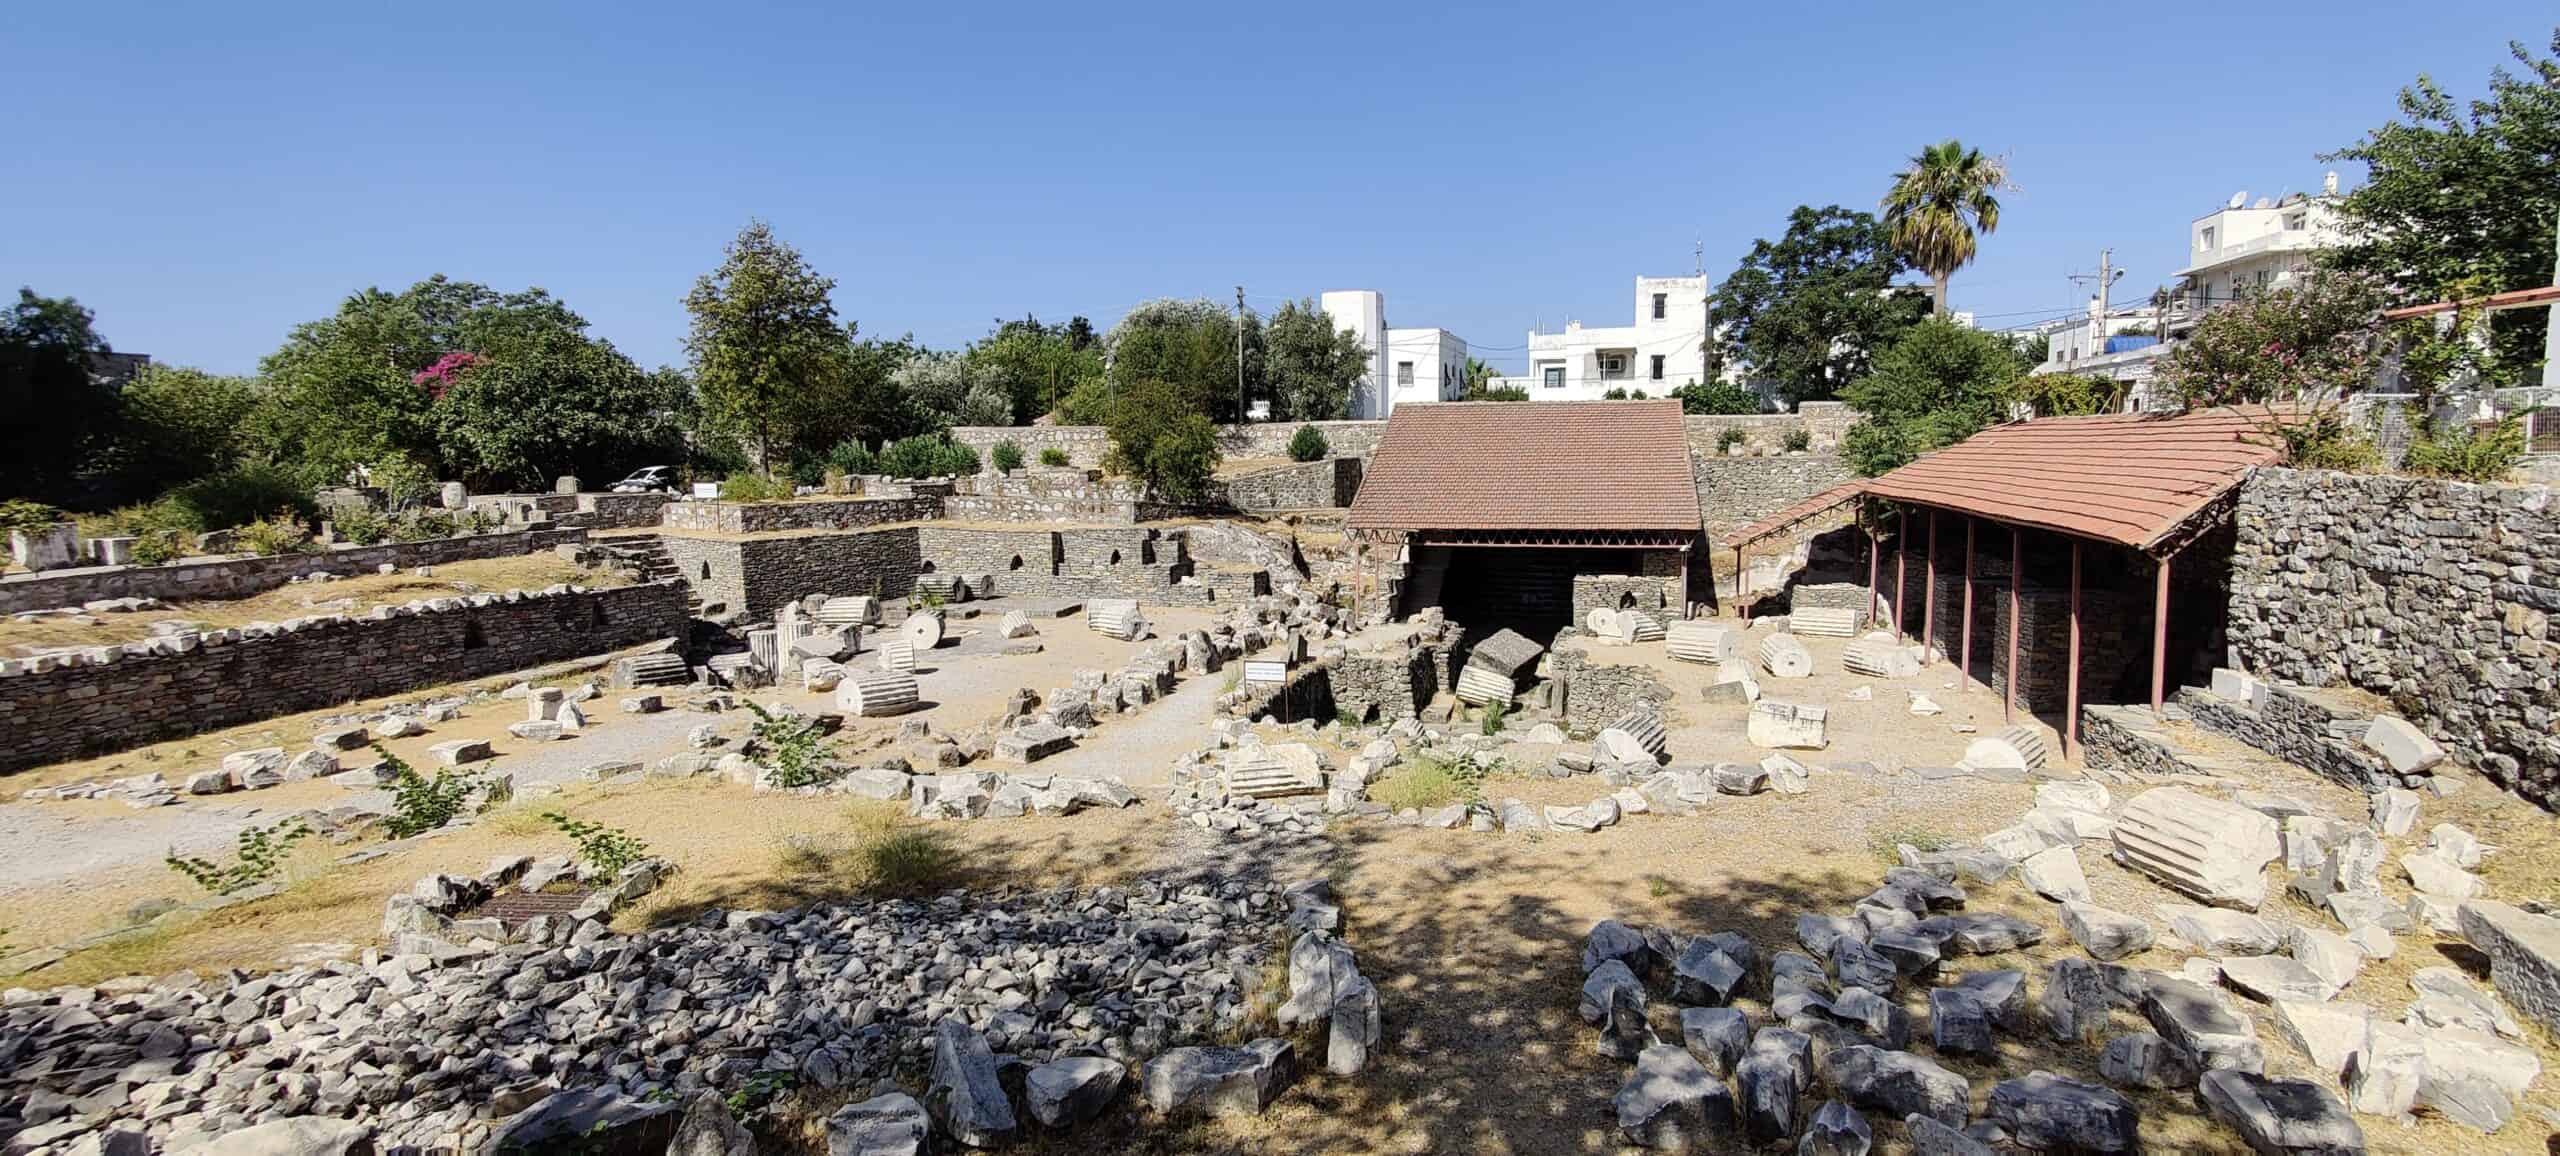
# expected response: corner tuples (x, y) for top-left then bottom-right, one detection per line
(2381, 284), (2560, 320)
(1347, 400), (1704, 534)
(1859, 406), (2290, 553)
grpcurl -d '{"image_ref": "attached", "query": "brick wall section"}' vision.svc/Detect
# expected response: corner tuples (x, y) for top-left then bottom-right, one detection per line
(658, 497), (939, 534)
(1224, 458), (1362, 511)
(0, 582), (687, 773)
(0, 528), (593, 616)
(2226, 468), (2560, 808)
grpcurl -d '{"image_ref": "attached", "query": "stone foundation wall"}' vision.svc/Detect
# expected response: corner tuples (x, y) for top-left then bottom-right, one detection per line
(0, 582), (687, 773)
(2076, 704), (2188, 779)
(2176, 683), (2398, 792)
(1550, 645), (1675, 733)
(2227, 468), (2560, 807)
(665, 524), (1210, 621)
(1682, 402), (1858, 456)
(1330, 644), (1443, 724)
(0, 528), (593, 616)
(1696, 455), (1856, 538)
(1571, 571), (1679, 627)
(1223, 458), (1362, 511)
(947, 426), (1115, 469)
(659, 497), (940, 534)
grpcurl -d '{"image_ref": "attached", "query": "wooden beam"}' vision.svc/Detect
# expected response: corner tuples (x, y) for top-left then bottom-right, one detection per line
(2065, 538), (2083, 760)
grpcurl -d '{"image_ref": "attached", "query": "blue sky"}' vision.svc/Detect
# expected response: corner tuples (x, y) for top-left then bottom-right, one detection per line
(3, 1), (2549, 378)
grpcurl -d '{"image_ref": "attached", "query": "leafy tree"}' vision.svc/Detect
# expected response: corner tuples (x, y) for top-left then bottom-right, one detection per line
(2010, 372), (2126, 417)
(1839, 320), (2030, 476)
(1105, 379), (1222, 499)
(2325, 30), (2560, 374)
(1460, 357), (1500, 398)
(1880, 139), (2009, 318)
(971, 315), (1102, 423)
(430, 328), (688, 489)
(107, 365), (261, 498)
(684, 221), (848, 473)
(1261, 299), (1367, 421)
(1106, 299), (1254, 423)
(2151, 269), (2386, 408)
(1671, 379), (1763, 415)
(1472, 384), (1529, 402)
(1712, 206), (1929, 406)
(1287, 424), (1330, 461)
(1, 289), (118, 504)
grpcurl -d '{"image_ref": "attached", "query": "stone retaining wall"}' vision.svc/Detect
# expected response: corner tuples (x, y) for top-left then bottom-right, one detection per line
(1224, 458), (1362, 511)
(658, 497), (940, 534)
(2175, 682), (2398, 792)
(1696, 455), (1857, 538)
(0, 582), (688, 773)
(2226, 467), (2560, 808)
(1550, 646), (1676, 733)
(0, 528), (593, 616)
(661, 524), (1212, 621)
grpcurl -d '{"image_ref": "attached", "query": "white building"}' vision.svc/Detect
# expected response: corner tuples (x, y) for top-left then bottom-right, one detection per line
(2178, 174), (2345, 313)
(1318, 289), (1468, 420)
(1505, 276), (1710, 400)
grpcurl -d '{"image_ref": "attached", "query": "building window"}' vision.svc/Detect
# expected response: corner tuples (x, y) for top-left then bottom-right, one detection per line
(1649, 355), (1665, 381)
(1542, 365), (1565, 388)
(1395, 361), (1413, 385)
(2199, 226), (2216, 251)
(1651, 293), (1667, 320)
(1598, 354), (1627, 378)
(2255, 269), (2274, 289)
(2284, 212), (2307, 231)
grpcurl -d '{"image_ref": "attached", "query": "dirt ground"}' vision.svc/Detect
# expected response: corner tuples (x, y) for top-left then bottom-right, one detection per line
(0, 554), (623, 654)
(3, 620), (2556, 1155)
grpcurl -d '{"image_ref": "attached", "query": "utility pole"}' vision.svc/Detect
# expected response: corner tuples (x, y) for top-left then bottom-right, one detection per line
(1235, 285), (1247, 425)
(2066, 248), (2122, 355)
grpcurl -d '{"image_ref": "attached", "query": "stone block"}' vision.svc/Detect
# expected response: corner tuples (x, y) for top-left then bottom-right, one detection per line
(2110, 787), (2280, 910)
(2360, 715), (2443, 775)
(2200, 1070), (2364, 1156)
(2456, 901), (2560, 1036)
(1666, 620), (1739, 664)
(1746, 700), (1827, 750)
(1758, 634), (1813, 679)
(428, 739), (493, 766)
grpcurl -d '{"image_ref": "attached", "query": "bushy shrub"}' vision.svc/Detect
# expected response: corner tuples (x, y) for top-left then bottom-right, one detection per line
(391, 510), (458, 542)
(540, 811), (651, 876)
(166, 818), (308, 894)
(2267, 411), (2381, 473)
(1287, 424), (1329, 462)
(991, 441), (1024, 474)
(1370, 755), (1488, 811)
(1104, 380), (1222, 500)
(1038, 447), (1072, 467)
(77, 502), (196, 565)
(747, 702), (840, 789)
(233, 513), (315, 557)
(164, 465), (316, 531)
(329, 503), (391, 546)
(719, 471), (795, 502)
(1479, 699), (1508, 735)
(1716, 427), (1749, 452)
(2401, 416), (2525, 483)
(379, 746), (484, 837)
(1783, 428), (1812, 452)
(878, 435), (980, 479)
(0, 500), (66, 534)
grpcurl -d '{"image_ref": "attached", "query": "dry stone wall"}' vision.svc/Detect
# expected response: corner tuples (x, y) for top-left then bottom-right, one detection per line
(2227, 468), (2560, 808)
(1224, 458), (1362, 511)
(1696, 456), (1856, 538)
(658, 497), (939, 534)
(0, 582), (687, 773)
(0, 528), (593, 616)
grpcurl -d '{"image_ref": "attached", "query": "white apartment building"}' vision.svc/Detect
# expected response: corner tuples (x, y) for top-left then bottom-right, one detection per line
(2178, 173), (2345, 312)
(1504, 276), (1710, 400)
(1317, 289), (1468, 420)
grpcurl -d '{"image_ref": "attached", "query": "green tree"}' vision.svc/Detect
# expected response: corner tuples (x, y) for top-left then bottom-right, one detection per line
(1261, 299), (1368, 421)
(1459, 357), (1500, 399)
(108, 365), (262, 497)
(890, 350), (1013, 431)
(429, 328), (689, 489)
(2324, 30), (2560, 374)
(1711, 206), (1929, 406)
(2151, 269), (2386, 408)
(2010, 372), (2126, 418)
(1, 289), (118, 503)
(252, 276), (594, 486)
(1105, 379), (1222, 499)
(684, 221), (848, 473)
(1880, 139), (2010, 319)
(970, 315), (1102, 423)
(1671, 379), (1763, 415)
(1105, 298), (1254, 422)
(1839, 320), (2029, 476)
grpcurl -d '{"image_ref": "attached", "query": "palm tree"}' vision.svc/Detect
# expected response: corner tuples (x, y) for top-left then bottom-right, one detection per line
(1881, 140), (2010, 319)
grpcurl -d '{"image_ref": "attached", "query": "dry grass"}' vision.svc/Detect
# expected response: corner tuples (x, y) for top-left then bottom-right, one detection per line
(0, 554), (624, 653)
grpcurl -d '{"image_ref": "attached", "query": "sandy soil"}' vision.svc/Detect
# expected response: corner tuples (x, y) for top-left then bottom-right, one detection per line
(0, 554), (623, 654)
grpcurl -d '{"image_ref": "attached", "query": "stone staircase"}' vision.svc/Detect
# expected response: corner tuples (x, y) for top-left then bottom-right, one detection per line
(594, 537), (698, 613)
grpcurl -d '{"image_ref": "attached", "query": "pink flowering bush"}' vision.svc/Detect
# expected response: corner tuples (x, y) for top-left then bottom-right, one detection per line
(411, 351), (481, 399)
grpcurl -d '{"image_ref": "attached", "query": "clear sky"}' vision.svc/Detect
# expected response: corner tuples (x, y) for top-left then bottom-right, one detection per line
(3, 1), (2549, 378)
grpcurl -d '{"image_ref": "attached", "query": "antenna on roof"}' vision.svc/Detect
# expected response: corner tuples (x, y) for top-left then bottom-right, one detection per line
(2226, 190), (2248, 210)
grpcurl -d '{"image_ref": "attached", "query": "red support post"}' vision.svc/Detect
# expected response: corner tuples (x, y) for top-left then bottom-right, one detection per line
(1923, 509), (1938, 662)
(2151, 551), (2173, 717)
(2006, 528), (2020, 725)
(1895, 522), (1909, 641)
(2065, 539), (2083, 760)
(1866, 525), (1882, 629)
(1960, 518), (1975, 688)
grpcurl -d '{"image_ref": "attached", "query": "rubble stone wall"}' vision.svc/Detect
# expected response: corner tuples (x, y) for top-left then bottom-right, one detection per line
(0, 582), (687, 773)
(1330, 645), (1441, 724)
(1549, 645), (1676, 733)
(2176, 683), (2399, 792)
(1696, 455), (1857, 538)
(946, 425), (1115, 469)
(0, 528), (593, 616)
(1571, 571), (1678, 626)
(658, 497), (940, 534)
(1223, 458), (1362, 511)
(2227, 467), (2560, 808)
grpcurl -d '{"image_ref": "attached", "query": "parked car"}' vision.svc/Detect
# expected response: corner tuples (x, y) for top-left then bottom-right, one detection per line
(609, 466), (677, 493)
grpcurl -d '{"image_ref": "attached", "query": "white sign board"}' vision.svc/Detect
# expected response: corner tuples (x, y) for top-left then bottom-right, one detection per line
(691, 482), (720, 499)
(1242, 660), (1289, 686)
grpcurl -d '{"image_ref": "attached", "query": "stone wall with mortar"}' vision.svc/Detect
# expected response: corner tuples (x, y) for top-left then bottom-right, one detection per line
(0, 582), (687, 773)
(665, 525), (1211, 621)
(1571, 572), (1679, 628)
(1682, 402), (1857, 456)
(1223, 458), (1362, 511)
(947, 426), (1116, 469)
(0, 528), (593, 616)
(658, 497), (940, 535)
(1696, 455), (1857, 538)
(1329, 644), (1443, 724)
(2226, 467), (2560, 808)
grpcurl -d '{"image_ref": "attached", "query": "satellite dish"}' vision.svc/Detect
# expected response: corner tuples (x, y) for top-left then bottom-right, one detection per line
(2226, 190), (2248, 210)
(2252, 198), (2273, 209)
